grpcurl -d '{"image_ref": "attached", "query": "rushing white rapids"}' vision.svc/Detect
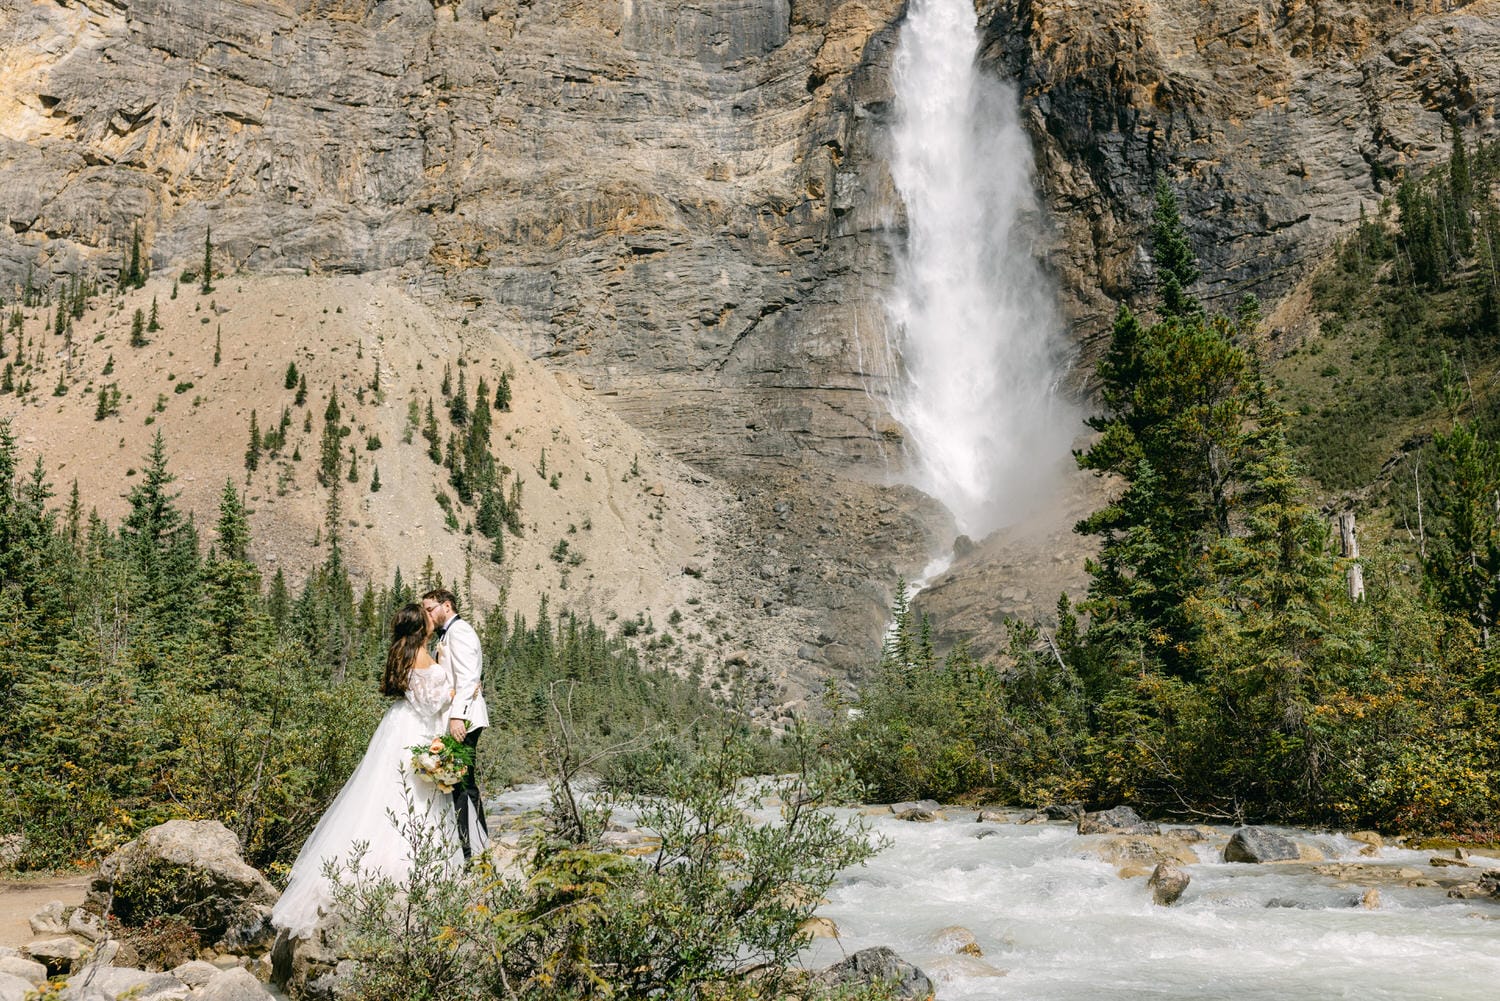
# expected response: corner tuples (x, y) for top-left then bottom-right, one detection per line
(800, 810), (1500, 1000)
(487, 786), (1500, 999)
(885, 0), (1076, 538)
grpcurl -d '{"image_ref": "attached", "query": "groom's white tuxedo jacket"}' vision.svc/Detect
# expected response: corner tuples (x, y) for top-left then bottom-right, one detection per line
(438, 616), (490, 731)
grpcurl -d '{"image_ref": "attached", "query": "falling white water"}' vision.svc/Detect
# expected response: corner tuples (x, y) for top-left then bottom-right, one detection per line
(885, 0), (1076, 538)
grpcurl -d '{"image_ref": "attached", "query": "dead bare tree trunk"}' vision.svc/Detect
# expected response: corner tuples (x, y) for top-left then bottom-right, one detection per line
(1338, 511), (1365, 602)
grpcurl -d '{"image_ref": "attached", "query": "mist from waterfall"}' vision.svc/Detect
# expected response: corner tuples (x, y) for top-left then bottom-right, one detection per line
(885, 0), (1077, 539)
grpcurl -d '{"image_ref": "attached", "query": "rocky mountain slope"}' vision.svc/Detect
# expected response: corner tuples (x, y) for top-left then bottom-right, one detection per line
(3, 0), (1499, 686)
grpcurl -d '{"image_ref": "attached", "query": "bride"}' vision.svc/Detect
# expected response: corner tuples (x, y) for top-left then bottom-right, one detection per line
(271, 601), (464, 939)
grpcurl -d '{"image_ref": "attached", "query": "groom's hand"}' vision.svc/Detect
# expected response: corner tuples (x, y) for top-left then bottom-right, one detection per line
(449, 718), (467, 741)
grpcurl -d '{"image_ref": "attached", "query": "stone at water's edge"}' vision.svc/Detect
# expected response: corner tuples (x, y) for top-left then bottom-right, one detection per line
(1148, 863), (1191, 906)
(819, 946), (936, 1001)
(1078, 805), (1159, 836)
(1224, 827), (1301, 864)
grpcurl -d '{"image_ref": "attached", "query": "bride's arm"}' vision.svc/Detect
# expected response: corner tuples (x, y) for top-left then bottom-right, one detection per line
(405, 666), (453, 715)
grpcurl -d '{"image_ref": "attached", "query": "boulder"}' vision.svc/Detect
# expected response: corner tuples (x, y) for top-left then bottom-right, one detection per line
(170, 959), (223, 988)
(57, 967), (189, 1001)
(1224, 827), (1300, 863)
(1361, 888), (1381, 909)
(1093, 835), (1201, 868)
(0, 957), (45, 986)
(819, 946), (935, 1001)
(68, 909), (104, 943)
(0, 834), (24, 870)
(1481, 870), (1500, 898)
(1043, 804), (1083, 822)
(90, 820), (279, 952)
(200, 967), (274, 1001)
(891, 801), (942, 815)
(1077, 806), (1159, 836)
(24, 936), (84, 976)
(974, 829), (999, 840)
(930, 926), (982, 957)
(1147, 863), (1190, 906)
(1429, 856), (1473, 868)
(0, 972), (34, 1001)
(1349, 831), (1383, 850)
(30, 901), (70, 936)
(269, 915), (346, 996)
(894, 809), (941, 823)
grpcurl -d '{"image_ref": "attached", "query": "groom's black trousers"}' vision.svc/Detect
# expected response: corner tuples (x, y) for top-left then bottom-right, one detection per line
(453, 726), (488, 860)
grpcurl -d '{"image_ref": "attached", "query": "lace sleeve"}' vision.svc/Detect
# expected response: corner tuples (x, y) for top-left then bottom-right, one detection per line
(405, 666), (453, 717)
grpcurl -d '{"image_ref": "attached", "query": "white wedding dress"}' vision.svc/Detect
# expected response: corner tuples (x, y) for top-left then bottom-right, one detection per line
(271, 662), (462, 939)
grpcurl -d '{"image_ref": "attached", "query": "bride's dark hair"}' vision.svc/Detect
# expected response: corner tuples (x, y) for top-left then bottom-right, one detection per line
(382, 602), (429, 697)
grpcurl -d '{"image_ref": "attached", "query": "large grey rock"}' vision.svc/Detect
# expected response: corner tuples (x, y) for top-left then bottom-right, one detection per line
(57, 967), (189, 1001)
(169, 960), (222, 988)
(200, 967), (274, 1001)
(819, 946), (935, 1001)
(0, 957), (45, 986)
(68, 908), (104, 943)
(269, 916), (346, 997)
(0, 972), (34, 1001)
(24, 936), (84, 975)
(1078, 806), (1159, 836)
(89, 820), (278, 951)
(29, 901), (69, 936)
(1224, 827), (1300, 863)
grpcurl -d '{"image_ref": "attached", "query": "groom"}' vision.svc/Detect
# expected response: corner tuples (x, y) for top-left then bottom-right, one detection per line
(422, 588), (490, 861)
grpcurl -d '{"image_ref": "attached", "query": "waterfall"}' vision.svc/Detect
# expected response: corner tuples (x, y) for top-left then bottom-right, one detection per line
(885, 0), (1076, 540)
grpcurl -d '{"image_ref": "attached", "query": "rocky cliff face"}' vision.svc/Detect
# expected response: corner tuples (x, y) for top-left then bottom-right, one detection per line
(3, 0), (1498, 680)
(982, 0), (1500, 347)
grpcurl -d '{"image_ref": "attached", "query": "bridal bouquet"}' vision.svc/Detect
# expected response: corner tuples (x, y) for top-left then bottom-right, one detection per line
(409, 734), (475, 793)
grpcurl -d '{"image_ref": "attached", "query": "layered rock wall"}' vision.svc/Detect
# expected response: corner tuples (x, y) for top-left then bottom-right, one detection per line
(4, 0), (1500, 669)
(983, 0), (1500, 350)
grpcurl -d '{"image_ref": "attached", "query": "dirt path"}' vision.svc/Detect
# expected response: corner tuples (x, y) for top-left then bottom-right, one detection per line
(0, 874), (92, 950)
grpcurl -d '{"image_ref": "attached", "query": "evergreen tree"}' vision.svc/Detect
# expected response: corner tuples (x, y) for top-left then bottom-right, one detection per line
(147, 296), (161, 332)
(130, 308), (147, 348)
(495, 369), (512, 411)
(347, 445), (358, 483)
(441, 363), (452, 398)
(214, 326), (221, 367)
(1149, 175), (1202, 321)
(245, 410), (262, 472)
(450, 367), (469, 426)
(370, 466), (381, 493)
(119, 431), (197, 609)
(319, 389), (342, 486)
(199, 480), (263, 661)
(424, 398), (441, 464)
(295, 373), (308, 407)
(200, 226), (214, 294)
(285, 361), (300, 390)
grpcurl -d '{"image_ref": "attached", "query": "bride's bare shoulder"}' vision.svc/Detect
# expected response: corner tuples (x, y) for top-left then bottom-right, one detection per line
(412, 651), (440, 671)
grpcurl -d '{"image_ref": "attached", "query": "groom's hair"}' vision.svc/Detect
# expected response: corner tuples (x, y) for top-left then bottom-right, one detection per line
(423, 587), (459, 615)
